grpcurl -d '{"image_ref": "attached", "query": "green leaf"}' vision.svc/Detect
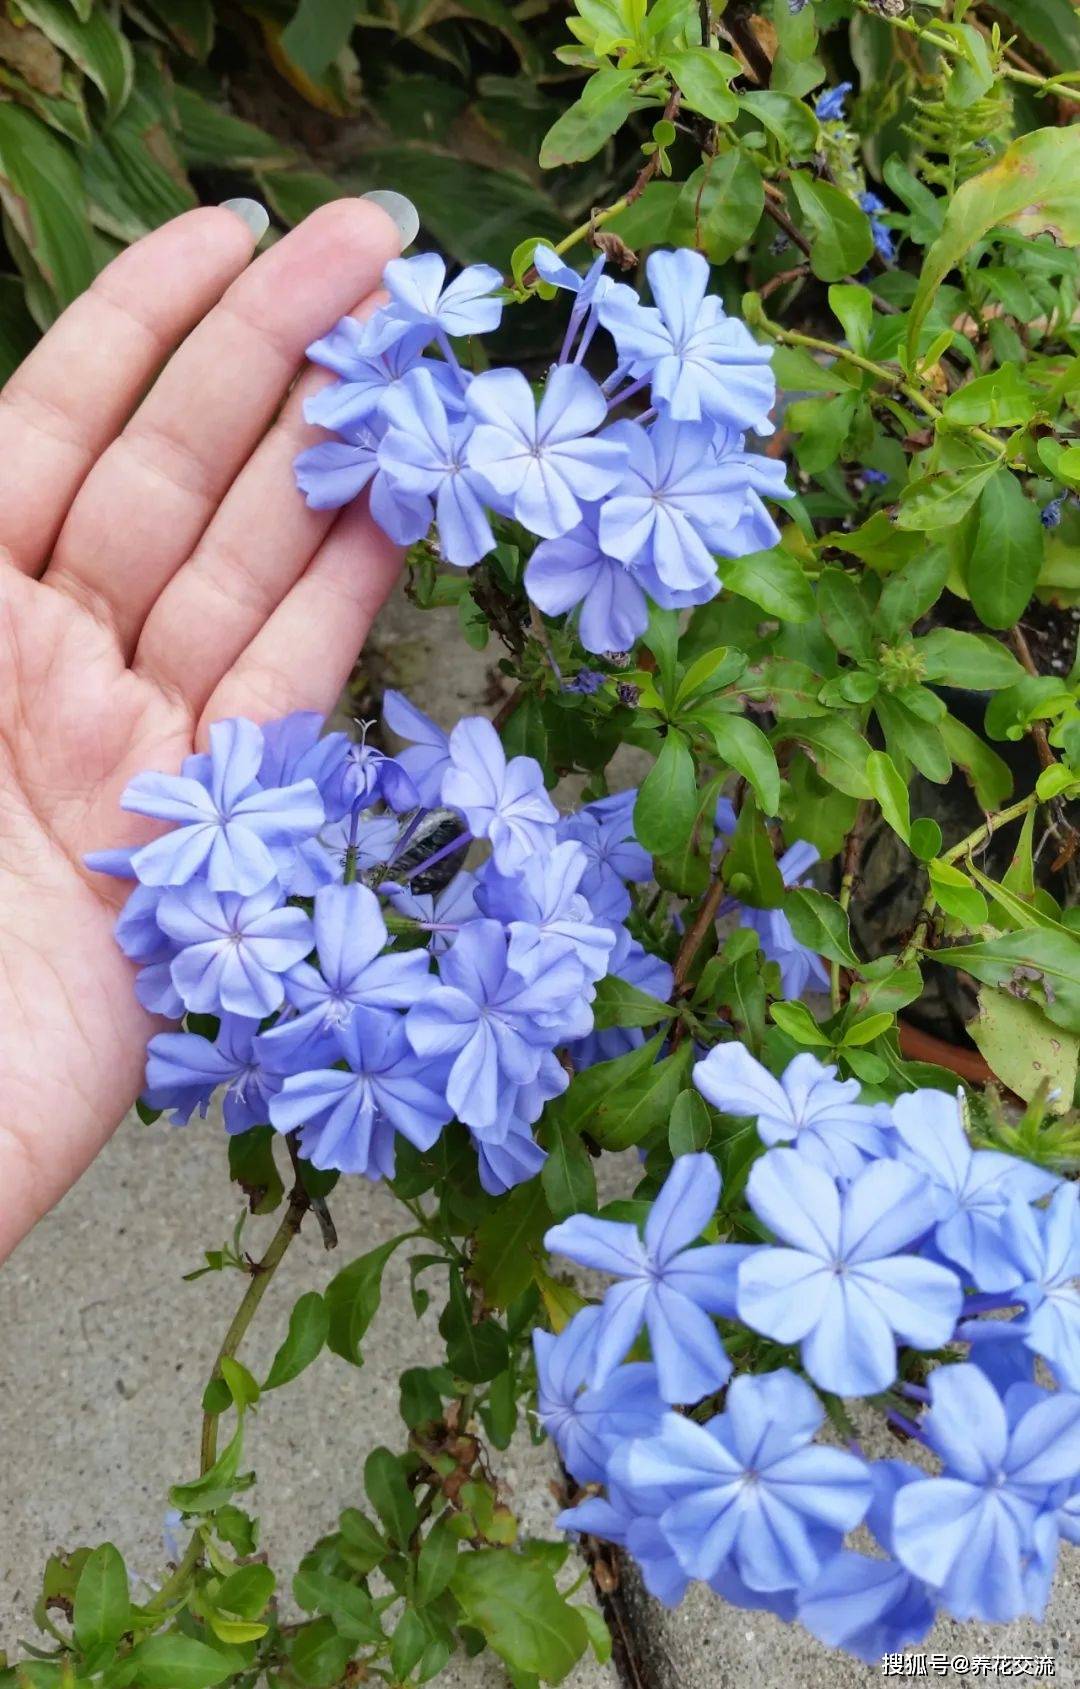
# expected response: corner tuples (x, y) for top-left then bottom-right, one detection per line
(817, 569), (874, 658)
(216, 1562), (275, 1621)
(828, 283), (873, 355)
(875, 548), (950, 642)
(965, 471), (1044, 630)
(739, 90), (818, 155)
(790, 173), (874, 282)
(663, 46), (739, 121)
(940, 713), (1013, 810)
(73, 1544), (130, 1654)
(141, 0), (215, 57)
(722, 798), (785, 906)
(417, 1519), (459, 1605)
(174, 86), (293, 169)
(125, 1636), (234, 1688)
(779, 717), (873, 798)
(928, 859), (989, 927)
(279, 0), (358, 81)
(591, 975), (675, 1029)
(866, 748), (910, 841)
(170, 1422), (247, 1514)
(634, 730), (697, 855)
(288, 1615), (354, 1687)
(771, 999), (831, 1046)
(391, 1609), (427, 1681)
(694, 706), (781, 816)
(896, 458), (1001, 533)
(451, 1549), (589, 1683)
(589, 1042), (693, 1150)
(935, 929), (1080, 1036)
(0, 102), (95, 315)
(969, 987), (1080, 1108)
(228, 1125), (284, 1214)
(549, 1034), (667, 1137)
(669, 148), (764, 264)
(219, 1356), (260, 1412)
(668, 1089), (712, 1155)
(441, 1270), (510, 1382)
(17, 0), (133, 115)
(542, 1114), (597, 1219)
(942, 363), (1039, 428)
(293, 1566), (381, 1643)
(264, 1291), (328, 1390)
(914, 628), (1024, 690)
(721, 547), (814, 622)
(539, 69), (642, 168)
(364, 1447), (419, 1548)
(324, 1236), (407, 1367)
(908, 126), (1080, 357)
(785, 887), (858, 966)
(473, 1181), (551, 1309)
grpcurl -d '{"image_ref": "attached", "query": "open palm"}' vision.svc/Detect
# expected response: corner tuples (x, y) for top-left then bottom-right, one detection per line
(0, 200), (406, 1260)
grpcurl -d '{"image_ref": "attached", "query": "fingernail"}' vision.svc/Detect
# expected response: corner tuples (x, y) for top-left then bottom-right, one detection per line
(219, 197), (270, 242)
(361, 190), (419, 248)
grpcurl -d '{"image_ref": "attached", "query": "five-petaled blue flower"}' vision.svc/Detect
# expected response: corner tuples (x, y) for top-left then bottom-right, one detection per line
(157, 882), (314, 1019)
(738, 1150), (963, 1395)
(533, 1305), (665, 1485)
(378, 369), (496, 566)
(525, 506), (649, 656)
(441, 715), (558, 871)
(544, 1153), (747, 1403)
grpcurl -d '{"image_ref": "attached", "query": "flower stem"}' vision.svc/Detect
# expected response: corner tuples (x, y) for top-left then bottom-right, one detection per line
(851, 0), (1080, 104)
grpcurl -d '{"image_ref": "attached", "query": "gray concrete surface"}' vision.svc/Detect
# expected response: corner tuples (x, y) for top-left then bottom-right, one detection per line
(3, 585), (1078, 1686)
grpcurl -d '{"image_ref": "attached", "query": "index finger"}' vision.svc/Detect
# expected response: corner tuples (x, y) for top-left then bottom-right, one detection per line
(0, 205), (261, 576)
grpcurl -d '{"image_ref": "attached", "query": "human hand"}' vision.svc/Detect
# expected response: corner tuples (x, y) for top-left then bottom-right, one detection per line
(0, 195), (413, 1260)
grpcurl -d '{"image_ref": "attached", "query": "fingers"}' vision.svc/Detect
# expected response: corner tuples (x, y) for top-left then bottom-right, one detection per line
(199, 497), (403, 734)
(44, 198), (403, 653)
(133, 291), (388, 717)
(0, 207), (260, 577)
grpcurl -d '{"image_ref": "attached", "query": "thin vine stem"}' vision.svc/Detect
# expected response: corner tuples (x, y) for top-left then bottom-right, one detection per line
(852, 0), (1080, 104)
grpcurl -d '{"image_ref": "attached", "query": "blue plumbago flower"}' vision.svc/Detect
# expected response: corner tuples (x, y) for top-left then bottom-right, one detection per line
(599, 417), (732, 594)
(474, 1115), (548, 1194)
(545, 1154), (747, 1403)
(534, 1305), (665, 1485)
(525, 506), (650, 656)
(797, 1462), (937, 1663)
(293, 418), (393, 512)
(377, 370), (496, 566)
(981, 1184), (1080, 1389)
(143, 1014), (284, 1133)
(565, 668), (608, 695)
(270, 1007), (452, 1178)
(119, 718), (324, 895)
(815, 81), (853, 123)
(325, 738), (420, 817)
(558, 797), (652, 926)
(533, 245), (612, 316)
(476, 839), (617, 984)
(862, 466), (890, 486)
(891, 1088), (1058, 1280)
(304, 321), (462, 434)
(465, 365), (629, 539)
(366, 253), (503, 354)
(738, 1150), (964, 1396)
(558, 1481), (692, 1608)
(568, 926), (673, 1069)
(892, 1363), (1080, 1623)
(157, 883), (314, 1019)
(693, 1045), (892, 1181)
(1042, 495), (1065, 530)
(738, 839), (829, 999)
(260, 884), (432, 1065)
(115, 883), (184, 1018)
(858, 192), (895, 262)
(381, 690), (451, 809)
(598, 248), (776, 433)
(405, 920), (583, 1131)
(384, 869), (478, 955)
(441, 716), (558, 871)
(708, 426), (793, 558)
(258, 712), (351, 816)
(614, 1369), (873, 1588)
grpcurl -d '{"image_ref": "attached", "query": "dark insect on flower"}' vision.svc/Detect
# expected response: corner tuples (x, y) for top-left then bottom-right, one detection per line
(769, 233), (792, 257)
(1042, 496), (1065, 530)
(616, 682), (641, 707)
(604, 650), (633, 669)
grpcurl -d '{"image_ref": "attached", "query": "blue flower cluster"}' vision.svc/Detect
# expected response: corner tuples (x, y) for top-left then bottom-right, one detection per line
(88, 699), (660, 1193)
(293, 247), (792, 656)
(540, 1055), (1080, 1657)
